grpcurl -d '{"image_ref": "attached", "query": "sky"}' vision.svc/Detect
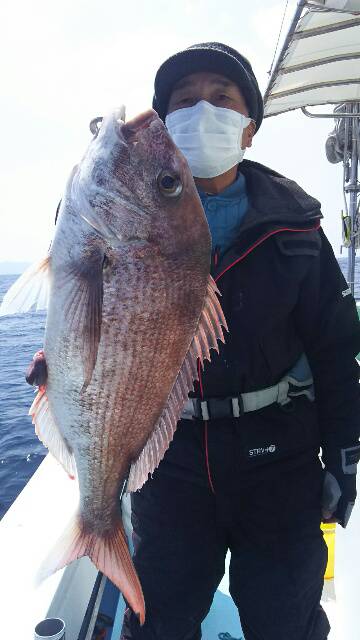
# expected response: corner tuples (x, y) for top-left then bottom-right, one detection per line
(0, 0), (349, 262)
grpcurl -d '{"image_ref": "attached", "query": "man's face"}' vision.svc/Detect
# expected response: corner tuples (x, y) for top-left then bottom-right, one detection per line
(167, 71), (256, 149)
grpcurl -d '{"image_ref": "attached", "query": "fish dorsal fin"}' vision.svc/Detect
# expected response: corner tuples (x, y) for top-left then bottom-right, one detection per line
(126, 276), (227, 493)
(0, 257), (51, 316)
(29, 389), (77, 479)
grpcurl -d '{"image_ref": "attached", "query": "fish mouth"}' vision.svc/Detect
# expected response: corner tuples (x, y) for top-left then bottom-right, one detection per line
(116, 109), (160, 143)
(91, 108), (162, 144)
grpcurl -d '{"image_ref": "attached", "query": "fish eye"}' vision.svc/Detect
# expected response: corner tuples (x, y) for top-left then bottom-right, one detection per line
(157, 170), (183, 198)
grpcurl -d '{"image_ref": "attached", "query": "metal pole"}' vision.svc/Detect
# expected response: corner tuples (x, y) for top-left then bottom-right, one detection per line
(347, 104), (359, 295)
(301, 106), (360, 119)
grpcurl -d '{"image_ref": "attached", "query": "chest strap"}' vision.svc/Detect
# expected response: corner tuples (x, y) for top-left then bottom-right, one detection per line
(181, 375), (314, 421)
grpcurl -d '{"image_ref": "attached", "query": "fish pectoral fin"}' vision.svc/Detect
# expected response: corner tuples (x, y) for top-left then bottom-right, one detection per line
(62, 259), (103, 390)
(36, 513), (145, 625)
(127, 275), (227, 492)
(0, 256), (51, 316)
(29, 389), (77, 479)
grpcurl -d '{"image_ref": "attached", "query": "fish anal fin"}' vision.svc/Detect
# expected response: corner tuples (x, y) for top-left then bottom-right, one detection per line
(127, 275), (227, 492)
(36, 514), (145, 625)
(0, 256), (51, 316)
(29, 389), (77, 479)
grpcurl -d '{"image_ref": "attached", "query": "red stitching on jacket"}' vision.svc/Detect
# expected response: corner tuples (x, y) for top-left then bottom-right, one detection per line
(214, 222), (321, 282)
(197, 358), (204, 399)
(198, 359), (216, 494)
(204, 421), (215, 495)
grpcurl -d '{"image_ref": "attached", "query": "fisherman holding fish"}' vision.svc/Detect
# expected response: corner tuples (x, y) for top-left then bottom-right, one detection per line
(2, 40), (360, 640)
(120, 43), (360, 640)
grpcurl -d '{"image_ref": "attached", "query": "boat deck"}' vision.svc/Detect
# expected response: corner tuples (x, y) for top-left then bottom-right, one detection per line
(101, 549), (337, 640)
(0, 454), (358, 639)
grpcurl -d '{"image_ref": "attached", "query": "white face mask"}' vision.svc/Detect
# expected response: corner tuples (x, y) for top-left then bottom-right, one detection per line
(165, 100), (252, 179)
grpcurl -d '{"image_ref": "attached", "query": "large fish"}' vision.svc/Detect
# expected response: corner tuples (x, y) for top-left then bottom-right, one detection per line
(0, 107), (227, 623)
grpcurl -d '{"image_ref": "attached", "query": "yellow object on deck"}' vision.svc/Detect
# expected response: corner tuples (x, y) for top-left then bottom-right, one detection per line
(321, 522), (336, 580)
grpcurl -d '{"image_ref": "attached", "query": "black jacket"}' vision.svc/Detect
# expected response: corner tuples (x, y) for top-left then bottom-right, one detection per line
(195, 159), (360, 452)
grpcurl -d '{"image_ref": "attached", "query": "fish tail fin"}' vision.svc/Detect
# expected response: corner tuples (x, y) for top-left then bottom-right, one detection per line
(36, 513), (145, 624)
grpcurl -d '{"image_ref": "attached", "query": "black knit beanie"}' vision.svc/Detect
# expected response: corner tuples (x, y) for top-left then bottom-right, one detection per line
(152, 42), (264, 132)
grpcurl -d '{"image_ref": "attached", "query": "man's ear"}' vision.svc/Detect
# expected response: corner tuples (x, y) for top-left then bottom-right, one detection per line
(242, 120), (256, 149)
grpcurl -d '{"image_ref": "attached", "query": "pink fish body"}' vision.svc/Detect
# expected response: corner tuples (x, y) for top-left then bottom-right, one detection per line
(0, 108), (227, 623)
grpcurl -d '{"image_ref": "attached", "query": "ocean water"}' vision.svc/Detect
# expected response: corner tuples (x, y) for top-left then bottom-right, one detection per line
(0, 258), (360, 519)
(0, 275), (46, 518)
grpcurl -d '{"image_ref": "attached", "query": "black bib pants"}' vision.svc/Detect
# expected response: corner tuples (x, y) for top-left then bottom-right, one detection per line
(121, 400), (330, 640)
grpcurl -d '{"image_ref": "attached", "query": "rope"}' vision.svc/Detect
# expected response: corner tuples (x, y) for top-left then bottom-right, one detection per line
(267, 0), (290, 76)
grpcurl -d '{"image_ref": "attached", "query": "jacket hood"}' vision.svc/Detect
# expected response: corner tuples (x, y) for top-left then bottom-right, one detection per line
(240, 159), (323, 230)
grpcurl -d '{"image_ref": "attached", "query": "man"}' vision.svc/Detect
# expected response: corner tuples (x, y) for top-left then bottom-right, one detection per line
(121, 42), (360, 640)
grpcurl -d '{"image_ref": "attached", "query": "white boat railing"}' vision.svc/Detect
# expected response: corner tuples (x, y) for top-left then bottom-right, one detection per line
(0, 455), (98, 639)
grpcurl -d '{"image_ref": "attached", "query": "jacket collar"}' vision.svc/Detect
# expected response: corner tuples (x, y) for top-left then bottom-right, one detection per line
(210, 159), (323, 280)
(239, 159), (323, 230)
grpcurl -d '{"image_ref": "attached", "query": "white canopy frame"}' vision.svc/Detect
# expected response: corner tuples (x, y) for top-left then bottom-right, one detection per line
(264, 0), (360, 295)
(264, 1), (360, 117)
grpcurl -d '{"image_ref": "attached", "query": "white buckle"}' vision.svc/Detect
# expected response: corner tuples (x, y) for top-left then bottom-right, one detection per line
(276, 378), (290, 405)
(231, 397), (241, 418)
(200, 401), (210, 421)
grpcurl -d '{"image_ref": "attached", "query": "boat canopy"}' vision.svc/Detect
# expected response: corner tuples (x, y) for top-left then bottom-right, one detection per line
(264, 0), (360, 117)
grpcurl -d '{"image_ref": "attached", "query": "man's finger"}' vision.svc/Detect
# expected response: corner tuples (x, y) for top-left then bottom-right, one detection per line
(321, 510), (338, 523)
(322, 508), (334, 520)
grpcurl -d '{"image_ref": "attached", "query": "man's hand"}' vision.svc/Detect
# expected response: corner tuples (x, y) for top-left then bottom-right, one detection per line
(322, 444), (360, 527)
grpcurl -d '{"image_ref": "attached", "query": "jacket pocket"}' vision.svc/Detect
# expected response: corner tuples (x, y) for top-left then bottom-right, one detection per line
(237, 396), (320, 468)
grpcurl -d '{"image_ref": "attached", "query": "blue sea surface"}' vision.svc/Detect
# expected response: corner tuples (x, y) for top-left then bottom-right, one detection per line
(0, 275), (47, 518)
(0, 258), (359, 519)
